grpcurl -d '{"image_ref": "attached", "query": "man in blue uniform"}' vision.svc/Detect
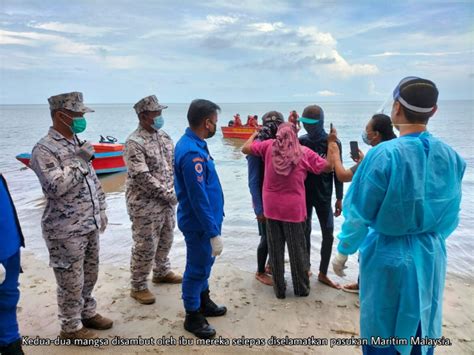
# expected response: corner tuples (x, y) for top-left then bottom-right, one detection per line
(174, 99), (226, 339)
(0, 173), (25, 355)
(332, 77), (466, 355)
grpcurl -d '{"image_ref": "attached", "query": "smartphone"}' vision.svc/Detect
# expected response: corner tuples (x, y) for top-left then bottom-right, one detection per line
(330, 122), (333, 132)
(350, 141), (359, 160)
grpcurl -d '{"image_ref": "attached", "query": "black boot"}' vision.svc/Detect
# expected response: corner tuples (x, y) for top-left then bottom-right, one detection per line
(0, 338), (24, 355)
(200, 288), (227, 317)
(184, 311), (216, 339)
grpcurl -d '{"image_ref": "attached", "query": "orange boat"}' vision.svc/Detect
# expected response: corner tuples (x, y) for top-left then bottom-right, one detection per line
(221, 126), (259, 139)
(16, 139), (127, 175)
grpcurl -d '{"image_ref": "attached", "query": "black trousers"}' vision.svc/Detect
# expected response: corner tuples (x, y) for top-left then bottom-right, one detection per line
(266, 219), (309, 298)
(304, 199), (334, 275)
(257, 221), (269, 274)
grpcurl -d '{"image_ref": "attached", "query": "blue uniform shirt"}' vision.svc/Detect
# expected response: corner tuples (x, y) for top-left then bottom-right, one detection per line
(0, 174), (23, 261)
(174, 128), (224, 239)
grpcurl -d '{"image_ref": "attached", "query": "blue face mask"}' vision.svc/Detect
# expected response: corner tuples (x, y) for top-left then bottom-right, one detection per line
(152, 115), (164, 130)
(362, 131), (371, 145)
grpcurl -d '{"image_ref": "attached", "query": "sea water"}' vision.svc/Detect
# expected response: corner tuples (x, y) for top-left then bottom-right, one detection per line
(0, 101), (472, 281)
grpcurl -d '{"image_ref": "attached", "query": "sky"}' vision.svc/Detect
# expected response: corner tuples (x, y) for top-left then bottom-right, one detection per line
(0, 0), (472, 104)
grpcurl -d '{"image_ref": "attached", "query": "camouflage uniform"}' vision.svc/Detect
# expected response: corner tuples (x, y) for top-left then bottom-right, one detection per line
(125, 96), (177, 291)
(30, 92), (107, 333)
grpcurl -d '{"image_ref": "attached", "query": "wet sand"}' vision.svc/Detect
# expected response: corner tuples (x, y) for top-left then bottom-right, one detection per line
(17, 252), (474, 354)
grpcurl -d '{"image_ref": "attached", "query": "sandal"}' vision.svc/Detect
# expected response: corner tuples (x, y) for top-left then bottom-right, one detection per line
(255, 272), (273, 286)
(342, 283), (359, 294)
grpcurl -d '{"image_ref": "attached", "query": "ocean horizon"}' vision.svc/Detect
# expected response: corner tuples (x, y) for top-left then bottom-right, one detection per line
(1, 101), (472, 282)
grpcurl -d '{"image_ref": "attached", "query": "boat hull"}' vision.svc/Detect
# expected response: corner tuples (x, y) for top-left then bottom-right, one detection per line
(221, 126), (258, 139)
(16, 145), (127, 175)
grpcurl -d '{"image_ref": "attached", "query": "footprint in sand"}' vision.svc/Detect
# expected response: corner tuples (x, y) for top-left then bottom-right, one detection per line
(159, 318), (171, 326)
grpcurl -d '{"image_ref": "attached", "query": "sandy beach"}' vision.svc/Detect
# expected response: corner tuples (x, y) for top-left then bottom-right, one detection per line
(16, 251), (473, 354)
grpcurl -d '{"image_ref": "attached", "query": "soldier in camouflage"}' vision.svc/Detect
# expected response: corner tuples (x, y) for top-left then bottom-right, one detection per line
(30, 92), (113, 341)
(125, 95), (182, 305)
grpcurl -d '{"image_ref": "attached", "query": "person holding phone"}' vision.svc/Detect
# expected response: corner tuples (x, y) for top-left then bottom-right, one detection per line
(329, 114), (396, 294)
(298, 105), (344, 289)
(331, 114), (396, 183)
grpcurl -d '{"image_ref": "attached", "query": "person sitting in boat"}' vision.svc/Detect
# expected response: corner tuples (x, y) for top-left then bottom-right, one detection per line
(246, 115), (258, 128)
(228, 120), (234, 127)
(233, 114), (243, 127)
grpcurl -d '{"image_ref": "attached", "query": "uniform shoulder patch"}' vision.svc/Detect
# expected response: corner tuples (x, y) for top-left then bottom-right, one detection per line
(195, 162), (203, 174)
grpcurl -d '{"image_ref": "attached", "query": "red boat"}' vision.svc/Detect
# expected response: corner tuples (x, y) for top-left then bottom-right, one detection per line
(221, 126), (259, 139)
(16, 142), (127, 175)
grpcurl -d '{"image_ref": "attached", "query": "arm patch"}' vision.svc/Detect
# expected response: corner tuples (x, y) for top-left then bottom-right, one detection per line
(195, 162), (203, 174)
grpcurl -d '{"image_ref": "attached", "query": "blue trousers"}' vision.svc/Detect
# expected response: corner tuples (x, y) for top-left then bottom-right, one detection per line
(363, 322), (434, 355)
(0, 251), (21, 346)
(182, 232), (214, 312)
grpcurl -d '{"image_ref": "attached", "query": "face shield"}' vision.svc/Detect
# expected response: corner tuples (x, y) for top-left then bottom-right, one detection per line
(377, 93), (395, 115)
(377, 76), (429, 115)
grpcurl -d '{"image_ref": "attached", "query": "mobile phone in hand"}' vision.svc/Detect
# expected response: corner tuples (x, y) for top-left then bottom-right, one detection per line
(350, 141), (359, 160)
(330, 123), (333, 132)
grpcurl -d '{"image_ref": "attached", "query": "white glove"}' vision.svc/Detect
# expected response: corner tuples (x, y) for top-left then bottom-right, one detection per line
(210, 236), (223, 257)
(99, 210), (108, 234)
(76, 141), (95, 162)
(332, 252), (348, 277)
(0, 263), (6, 285)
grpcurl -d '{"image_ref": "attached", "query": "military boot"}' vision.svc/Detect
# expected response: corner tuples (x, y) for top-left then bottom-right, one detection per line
(59, 327), (98, 341)
(200, 288), (227, 317)
(184, 311), (216, 339)
(82, 313), (114, 330)
(152, 271), (183, 284)
(130, 289), (156, 304)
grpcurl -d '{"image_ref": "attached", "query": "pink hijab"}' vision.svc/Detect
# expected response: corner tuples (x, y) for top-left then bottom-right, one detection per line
(271, 123), (303, 176)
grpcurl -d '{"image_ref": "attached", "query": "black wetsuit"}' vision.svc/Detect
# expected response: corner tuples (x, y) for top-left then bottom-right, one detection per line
(299, 135), (343, 275)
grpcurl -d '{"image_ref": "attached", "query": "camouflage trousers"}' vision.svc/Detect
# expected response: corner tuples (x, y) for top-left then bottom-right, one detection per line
(130, 207), (175, 291)
(45, 230), (99, 333)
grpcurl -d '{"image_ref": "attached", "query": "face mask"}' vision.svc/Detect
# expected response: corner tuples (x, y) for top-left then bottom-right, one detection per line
(362, 131), (371, 145)
(71, 117), (87, 133)
(60, 112), (87, 134)
(303, 123), (322, 137)
(152, 115), (164, 130)
(207, 120), (216, 138)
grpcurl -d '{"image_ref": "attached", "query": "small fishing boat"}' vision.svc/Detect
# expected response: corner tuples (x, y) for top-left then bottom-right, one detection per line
(221, 126), (259, 139)
(16, 136), (127, 175)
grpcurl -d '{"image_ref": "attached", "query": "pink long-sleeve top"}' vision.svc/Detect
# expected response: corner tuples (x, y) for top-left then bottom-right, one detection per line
(251, 139), (328, 223)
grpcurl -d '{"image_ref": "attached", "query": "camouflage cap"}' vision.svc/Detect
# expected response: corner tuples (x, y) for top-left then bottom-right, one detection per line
(48, 92), (94, 113)
(134, 95), (168, 115)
